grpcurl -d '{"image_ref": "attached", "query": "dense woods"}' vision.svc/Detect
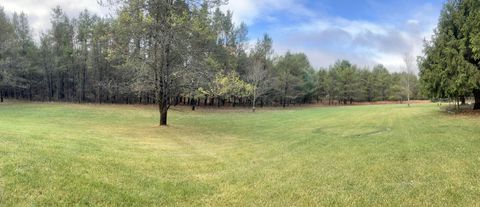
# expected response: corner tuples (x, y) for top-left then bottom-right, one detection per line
(0, 1), (421, 125)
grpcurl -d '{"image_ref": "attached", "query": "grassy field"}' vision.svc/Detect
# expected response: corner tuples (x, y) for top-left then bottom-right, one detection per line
(1, 102), (480, 206)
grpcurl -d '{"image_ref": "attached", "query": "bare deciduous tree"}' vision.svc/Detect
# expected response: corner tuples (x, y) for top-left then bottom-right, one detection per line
(403, 53), (415, 106)
(247, 58), (270, 112)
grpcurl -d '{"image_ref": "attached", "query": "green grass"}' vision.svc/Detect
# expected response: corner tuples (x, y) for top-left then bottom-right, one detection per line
(1, 102), (480, 206)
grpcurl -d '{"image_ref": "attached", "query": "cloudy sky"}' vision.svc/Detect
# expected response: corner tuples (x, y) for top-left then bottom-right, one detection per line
(222, 0), (444, 71)
(2, 0), (444, 71)
(2, 0), (109, 34)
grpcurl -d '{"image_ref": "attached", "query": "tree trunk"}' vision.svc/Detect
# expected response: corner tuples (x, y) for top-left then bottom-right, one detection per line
(158, 93), (168, 126)
(0, 89), (3, 102)
(460, 96), (466, 105)
(82, 65), (86, 102)
(252, 95), (256, 112)
(474, 89), (480, 110)
(160, 107), (168, 126)
(191, 96), (196, 111)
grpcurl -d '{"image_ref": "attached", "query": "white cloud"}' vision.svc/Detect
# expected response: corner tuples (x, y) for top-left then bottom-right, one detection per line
(2, 0), (109, 38)
(407, 19), (419, 25)
(221, 0), (258, 25)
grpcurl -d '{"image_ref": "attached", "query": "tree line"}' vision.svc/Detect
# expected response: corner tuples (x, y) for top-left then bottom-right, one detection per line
(0, 1), (420, 125)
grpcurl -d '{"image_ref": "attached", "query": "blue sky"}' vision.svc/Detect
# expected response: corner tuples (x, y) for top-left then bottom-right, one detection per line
(3, 0), (445, 71)
(222, 0), (445, 71)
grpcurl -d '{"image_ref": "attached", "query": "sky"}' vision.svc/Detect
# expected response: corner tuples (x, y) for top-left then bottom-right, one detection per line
(2, 0), (445, 72)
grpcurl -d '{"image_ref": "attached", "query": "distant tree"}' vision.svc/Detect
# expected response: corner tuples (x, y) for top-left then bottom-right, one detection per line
(359, 69), (375, 102)
(247, 34), (273, 112)
(0, 7), (15, 102)
(302, 66), (317, 104)
(76, 10), (95, 102)
(403, 53), (415, 105)
(275, 52), (311, 107)
(200, 71), (251, 107)
(389, 72), (405, 101)
(330, 60), (359, 104)
(326, 69), (338, 104)
(247, 57), (269, 111)
(372, 65), (391, 101)
(390, 71), (419, 102)
(315, 69), (329, 103)
(91, 18), (112, 103)
(51, 7), (75, 101)
(5, 12), (40, 101)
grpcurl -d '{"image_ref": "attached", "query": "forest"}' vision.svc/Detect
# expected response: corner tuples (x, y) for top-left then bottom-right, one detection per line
(0, 1), (422, 125)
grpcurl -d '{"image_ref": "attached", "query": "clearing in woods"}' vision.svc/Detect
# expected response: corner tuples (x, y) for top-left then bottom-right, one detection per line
(1, 102), (480, 206)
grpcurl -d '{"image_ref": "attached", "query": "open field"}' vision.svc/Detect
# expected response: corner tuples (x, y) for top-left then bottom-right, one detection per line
(1, 102), (480, 206)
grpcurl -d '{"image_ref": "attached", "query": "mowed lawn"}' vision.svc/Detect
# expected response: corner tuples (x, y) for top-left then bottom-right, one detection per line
(1, 102), (480, 206)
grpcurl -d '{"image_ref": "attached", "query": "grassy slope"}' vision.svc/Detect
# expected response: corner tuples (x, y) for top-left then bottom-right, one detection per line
(1, 102), (480, 206)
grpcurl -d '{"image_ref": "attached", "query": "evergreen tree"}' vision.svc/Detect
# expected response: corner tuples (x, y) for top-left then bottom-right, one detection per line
(419, 0), (480, 109)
